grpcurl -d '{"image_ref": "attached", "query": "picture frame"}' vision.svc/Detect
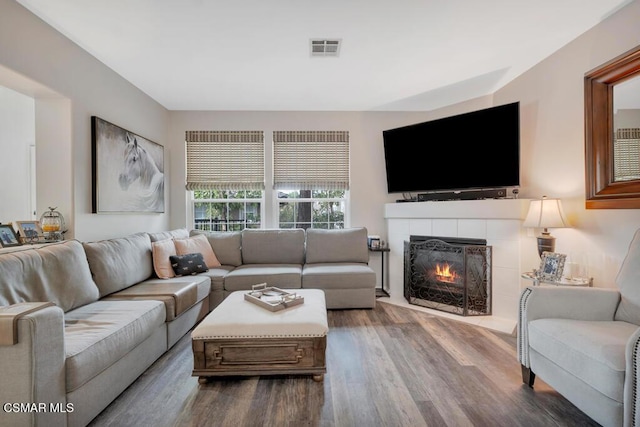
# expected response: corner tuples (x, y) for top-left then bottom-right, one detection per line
(537, 252), (567, 281)
(0, 224), (22, 248)
(16, 220), (43, 243)
(91, 116), (165, 213)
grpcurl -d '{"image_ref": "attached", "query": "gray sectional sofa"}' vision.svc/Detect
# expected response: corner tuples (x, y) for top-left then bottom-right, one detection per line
(193, 227), (376, 309)
(0, 226), (375, 427)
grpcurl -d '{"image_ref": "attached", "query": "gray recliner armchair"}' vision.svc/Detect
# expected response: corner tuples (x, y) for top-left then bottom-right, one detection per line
(518, 229), (640, 427)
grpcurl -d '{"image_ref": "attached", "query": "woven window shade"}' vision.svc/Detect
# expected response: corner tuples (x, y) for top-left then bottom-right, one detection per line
(273, 131), (349, 190)
(614, 128), (640, 182)
(185, 131), (264, 191)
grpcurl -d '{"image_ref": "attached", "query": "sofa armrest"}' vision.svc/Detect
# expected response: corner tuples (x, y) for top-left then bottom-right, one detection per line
(517, 286), (620, 367)
(0, 302), (55, 345)
(0, 303), (67, 427)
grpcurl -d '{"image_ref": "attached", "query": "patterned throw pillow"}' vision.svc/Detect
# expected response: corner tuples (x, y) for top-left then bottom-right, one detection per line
(169, 253), (209, 276)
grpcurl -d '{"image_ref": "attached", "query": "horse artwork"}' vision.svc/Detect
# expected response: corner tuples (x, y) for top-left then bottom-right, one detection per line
(92, 117), (165, 213)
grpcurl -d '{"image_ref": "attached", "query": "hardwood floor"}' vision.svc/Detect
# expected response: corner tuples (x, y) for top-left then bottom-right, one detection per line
(89, 302), (598, 427)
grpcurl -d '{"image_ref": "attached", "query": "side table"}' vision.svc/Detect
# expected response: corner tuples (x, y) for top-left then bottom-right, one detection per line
(369, 247), (390, 297)
(521, 271), (593, 287)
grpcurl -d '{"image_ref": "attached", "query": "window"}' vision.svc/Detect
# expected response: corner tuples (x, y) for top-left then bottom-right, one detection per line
(277, 190), (345, 229)
(193, 190), (262, 231)
(186, 131), (264, 230)
(274, 131), (349, 229)
(614, 128), (640, 182)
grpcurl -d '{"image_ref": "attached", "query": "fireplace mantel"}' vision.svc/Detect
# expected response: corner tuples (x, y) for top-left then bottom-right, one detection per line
(383, 199), (537, 333)
(385, 199), (531, 220)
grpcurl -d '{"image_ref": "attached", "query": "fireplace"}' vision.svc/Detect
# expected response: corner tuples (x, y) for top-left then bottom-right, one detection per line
(404, 236), (492, 316)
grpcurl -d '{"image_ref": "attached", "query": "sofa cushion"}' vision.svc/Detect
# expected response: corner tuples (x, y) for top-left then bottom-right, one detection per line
(305, 228), (369, 264)
(528, 318), (638, 402)
(0, 240), (99, 312)
(190, 230), (242, 266)
(302, 263), (376, 290)
(198, 266), (234, 288)
(83, 233), (153, 298)
(148, 228), (189, 243)
(152, 239), (177, 279)
(615, 229), (640, 325)
(103, 276), (210, 321)
(174, 234), (220, 268)
(64, 300), (165, 392)
(198, 266), (234, 307)
(224, 264), (302, 291)
(241, 229), (305, 264)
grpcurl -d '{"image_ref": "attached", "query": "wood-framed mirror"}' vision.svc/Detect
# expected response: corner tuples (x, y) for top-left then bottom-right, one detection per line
(585, 44), (640, 209)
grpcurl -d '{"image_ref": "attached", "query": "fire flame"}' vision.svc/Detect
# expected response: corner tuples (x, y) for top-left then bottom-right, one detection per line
(435, 263), (459, 283)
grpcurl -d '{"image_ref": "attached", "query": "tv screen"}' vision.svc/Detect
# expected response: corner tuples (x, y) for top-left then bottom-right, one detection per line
(383, 102), (520, 194)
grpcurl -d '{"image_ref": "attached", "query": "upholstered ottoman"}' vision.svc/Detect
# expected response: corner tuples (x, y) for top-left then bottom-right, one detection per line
(192, 289), (328, 382)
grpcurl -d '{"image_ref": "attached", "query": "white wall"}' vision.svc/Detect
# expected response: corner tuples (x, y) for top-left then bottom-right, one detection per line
(0, 0), (170, 241)
(493, 0), (640, 287)
(0, 86), (35, 223)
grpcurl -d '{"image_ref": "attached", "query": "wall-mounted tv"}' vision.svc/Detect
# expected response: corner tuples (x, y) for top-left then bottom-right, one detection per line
(383, 102), (520, 194)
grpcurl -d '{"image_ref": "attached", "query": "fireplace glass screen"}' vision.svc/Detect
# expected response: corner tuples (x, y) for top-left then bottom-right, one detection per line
(404, 237), (491, 316)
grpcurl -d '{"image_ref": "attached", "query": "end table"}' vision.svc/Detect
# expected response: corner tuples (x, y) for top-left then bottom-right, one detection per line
(369, 247), (390, 297)
(521, 271), (593, 287)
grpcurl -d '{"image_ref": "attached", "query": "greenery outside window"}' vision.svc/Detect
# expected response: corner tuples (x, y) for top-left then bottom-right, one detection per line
(193, 190), (262, 231)
(277, 190), (346, 229)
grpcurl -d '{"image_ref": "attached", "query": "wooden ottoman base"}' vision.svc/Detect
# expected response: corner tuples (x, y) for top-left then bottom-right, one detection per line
(192, 336), (326, 382)
(191, 289), (328, 382)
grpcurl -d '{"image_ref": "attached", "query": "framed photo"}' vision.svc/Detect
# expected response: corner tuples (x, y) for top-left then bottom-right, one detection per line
(0, 224), (22, 248)
(91, 116), (165, 213)
(16, 220), (43, 242)
(538, 252), (567, 281)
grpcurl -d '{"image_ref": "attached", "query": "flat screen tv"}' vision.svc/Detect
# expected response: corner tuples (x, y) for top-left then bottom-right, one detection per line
(383, 102), (520, 194)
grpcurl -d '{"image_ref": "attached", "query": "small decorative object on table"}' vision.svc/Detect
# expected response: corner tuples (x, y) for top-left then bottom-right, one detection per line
(244, 283), (304, 312)
(537, 252), (567, 281)
(16, 221), (43, 244)
(40, 207), (66, 242)
(0, 224), (22, 248)
(368, 235), (381, 249)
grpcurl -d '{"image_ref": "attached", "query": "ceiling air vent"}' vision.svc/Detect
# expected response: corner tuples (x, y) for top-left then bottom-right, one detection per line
(310, 39), (341, 57)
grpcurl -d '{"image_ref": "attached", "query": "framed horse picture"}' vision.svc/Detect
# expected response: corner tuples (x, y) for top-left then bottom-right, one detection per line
(91, 117), (165, 213)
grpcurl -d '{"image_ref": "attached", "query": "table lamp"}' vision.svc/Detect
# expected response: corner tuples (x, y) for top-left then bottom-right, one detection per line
(523, 196), (568, 257)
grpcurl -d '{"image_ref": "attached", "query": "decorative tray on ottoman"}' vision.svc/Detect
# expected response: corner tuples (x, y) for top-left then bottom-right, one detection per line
(244, 283), (304, 312)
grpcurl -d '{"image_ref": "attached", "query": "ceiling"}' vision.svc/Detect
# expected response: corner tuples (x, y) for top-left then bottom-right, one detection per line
(16, 0), (631, 111)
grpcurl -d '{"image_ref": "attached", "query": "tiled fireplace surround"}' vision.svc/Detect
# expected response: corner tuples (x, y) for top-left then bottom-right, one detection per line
(383, 199), (538, 333)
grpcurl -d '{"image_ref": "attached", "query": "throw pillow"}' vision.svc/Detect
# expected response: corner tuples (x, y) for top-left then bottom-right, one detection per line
(170, 253), (209, 276)
(174, 234), (221, 268)
(152, 239), (177, 279)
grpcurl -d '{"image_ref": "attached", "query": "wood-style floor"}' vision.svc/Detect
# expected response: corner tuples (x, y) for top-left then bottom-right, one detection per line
(89, 301), (598, 427)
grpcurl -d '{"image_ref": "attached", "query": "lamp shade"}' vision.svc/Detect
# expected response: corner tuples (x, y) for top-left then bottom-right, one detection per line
(523, 196), (568, 229)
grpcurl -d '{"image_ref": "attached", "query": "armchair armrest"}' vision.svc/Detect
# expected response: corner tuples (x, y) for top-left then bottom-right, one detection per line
(624, 328), (640, 427)
(0, 303), (67, 427)
(518, 286), (620, 367)
(521, 286), (620, 321)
